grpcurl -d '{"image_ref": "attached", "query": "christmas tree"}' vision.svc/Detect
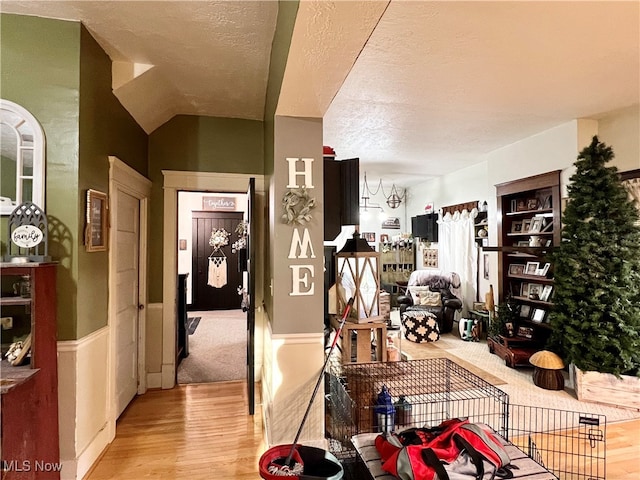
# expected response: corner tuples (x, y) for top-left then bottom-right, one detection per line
(549, 136), (640, 377)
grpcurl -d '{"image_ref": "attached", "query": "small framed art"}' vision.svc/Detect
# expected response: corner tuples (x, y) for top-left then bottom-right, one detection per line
(85, 189), (108, 252)
(525, 262), (539, 275)
(509, 263), (525, 275)
(362, 232), (376, 243)
(540, 285), (553, 302)
(531, 308), (546, 323)
(517, 326), (534, 339)
(511, 221), (523, 233)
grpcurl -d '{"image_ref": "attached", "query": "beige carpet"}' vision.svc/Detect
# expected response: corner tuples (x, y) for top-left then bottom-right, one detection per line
(177, 309), (246, 384)
(399, 324), (640, 423)
(401, 334), (507, 386)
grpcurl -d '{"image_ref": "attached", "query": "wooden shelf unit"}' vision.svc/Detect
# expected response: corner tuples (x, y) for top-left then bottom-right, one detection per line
(379, 246), (413, 306)
(1, 262), (60, 479)
(494, 170), (561, 346)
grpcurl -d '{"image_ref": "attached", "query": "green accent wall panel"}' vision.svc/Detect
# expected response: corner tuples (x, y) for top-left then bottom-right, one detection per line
(146, 115), (264, 302)
(1, 14), (82, 340)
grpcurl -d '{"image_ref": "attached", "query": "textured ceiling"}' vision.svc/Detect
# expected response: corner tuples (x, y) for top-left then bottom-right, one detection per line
(2, 1), (638, 186)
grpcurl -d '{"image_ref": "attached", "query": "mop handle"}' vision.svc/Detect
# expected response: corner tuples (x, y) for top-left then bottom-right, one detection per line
(283, 297), (354, 467)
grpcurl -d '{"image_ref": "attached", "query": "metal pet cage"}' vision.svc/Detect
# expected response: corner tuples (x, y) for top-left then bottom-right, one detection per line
(326, 358), (606, 480)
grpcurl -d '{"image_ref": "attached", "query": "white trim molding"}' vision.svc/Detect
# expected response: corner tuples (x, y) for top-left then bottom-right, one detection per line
(108, 157), (151, 433)
(161, 170), (265, 389)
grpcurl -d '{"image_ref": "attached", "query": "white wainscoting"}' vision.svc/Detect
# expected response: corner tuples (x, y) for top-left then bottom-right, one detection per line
(57, 327), (110, 480)
(262, 321), (325, 447)
(145, 302), (164, 389)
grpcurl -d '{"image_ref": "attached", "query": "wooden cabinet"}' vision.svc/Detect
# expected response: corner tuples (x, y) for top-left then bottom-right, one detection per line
(323, 157), (360, 241)
(380, 246), (413, 306)
(1, 262), (60, 479)
(494, 171), (561, 344)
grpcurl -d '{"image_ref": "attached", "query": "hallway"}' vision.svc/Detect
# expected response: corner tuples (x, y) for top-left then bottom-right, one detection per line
(85, 382), (263, 480)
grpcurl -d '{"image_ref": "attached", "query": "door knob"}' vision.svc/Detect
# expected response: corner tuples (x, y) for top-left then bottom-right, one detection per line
(138, 304), (145, 310)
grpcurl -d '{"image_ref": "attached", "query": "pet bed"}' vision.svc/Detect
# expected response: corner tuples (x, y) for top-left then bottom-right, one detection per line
(351, 432), (557, 480)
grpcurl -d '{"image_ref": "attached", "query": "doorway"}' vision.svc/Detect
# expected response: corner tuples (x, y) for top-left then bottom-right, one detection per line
(176, 192), (247, 385)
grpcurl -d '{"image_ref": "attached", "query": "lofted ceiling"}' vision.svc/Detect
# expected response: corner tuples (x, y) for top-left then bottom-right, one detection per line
(2, 1), (639, 187)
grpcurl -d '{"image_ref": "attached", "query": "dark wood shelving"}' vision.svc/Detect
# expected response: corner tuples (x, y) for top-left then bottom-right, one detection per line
(1, 262), (60, 479)
(508, 274), (554, 284)
(490, 170), (561, 366)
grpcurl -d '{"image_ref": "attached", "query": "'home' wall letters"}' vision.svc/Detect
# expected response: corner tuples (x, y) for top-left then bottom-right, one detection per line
(287, 158), (317, 296)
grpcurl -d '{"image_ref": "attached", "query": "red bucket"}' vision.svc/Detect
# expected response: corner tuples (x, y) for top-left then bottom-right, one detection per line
(259, 444), (304, 480)
(259, 444), (343, 480)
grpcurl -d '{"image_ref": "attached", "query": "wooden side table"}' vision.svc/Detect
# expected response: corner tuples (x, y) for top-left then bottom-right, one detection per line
(331, 316), (387, 363)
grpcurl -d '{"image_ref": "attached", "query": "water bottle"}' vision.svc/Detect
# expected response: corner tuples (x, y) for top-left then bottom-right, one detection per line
(374, 385), (395, 433)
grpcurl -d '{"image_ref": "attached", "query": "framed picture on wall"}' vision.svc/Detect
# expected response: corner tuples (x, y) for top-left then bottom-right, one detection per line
(362, 232), (376, 243)
(381, 217), (401, 229)
(85, 189), (108, 252)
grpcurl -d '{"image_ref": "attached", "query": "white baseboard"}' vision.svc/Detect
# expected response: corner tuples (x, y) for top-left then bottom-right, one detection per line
(146, 372), (162, 389)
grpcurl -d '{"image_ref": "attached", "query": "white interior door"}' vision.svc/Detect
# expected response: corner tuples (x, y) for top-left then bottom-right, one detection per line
(115, 190), (140, 417)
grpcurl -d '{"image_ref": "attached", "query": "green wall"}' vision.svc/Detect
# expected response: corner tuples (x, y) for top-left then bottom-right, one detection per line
(1, 14), (148, 339)
(77, 25), (148, 338)
(147, 115), (264, 302)
(261, 0), (299, 316)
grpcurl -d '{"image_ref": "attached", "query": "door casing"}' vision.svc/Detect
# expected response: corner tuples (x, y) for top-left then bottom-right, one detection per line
(161, 171), (265, 390)
(108, 156), (151, 439)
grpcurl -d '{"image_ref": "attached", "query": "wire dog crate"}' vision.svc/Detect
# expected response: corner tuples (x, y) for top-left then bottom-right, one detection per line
(326, 358), (606, 480)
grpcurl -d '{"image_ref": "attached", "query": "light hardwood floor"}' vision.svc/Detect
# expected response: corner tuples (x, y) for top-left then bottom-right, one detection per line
(85, 381), (639, 479)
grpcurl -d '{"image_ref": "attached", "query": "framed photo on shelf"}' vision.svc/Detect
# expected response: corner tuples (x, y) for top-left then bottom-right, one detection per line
(85, 189), (108, 252)
(511, 220), (523, 233)
(527, 199), (539, 210)
(540, 285), (553, 302)
(529, 217), (544, 233)
(519, 304), (531, 318)
(525, 262), (539, 275)
(515, 240), (530, 247)
(540, 220), (554, 233)
(509, 263), (525, 275)
(505, 322), (515, 337)
(516, 199), (528, 212)
(520, 282), (530, 298)
(531, 308), (546, 323)
(528, 283), (543, 299)
(510, 199), (517, 212)
(380, 234), (389, 243)
(541, 195), (552, 209)
(517, 326), (534, 339)
(536, 262), (551, 276)
(522, 219), (532, 232)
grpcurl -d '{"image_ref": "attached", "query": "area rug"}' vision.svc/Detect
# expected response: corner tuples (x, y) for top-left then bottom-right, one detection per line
(187, 317), (201, 335)
(177, 310), (246, 384)
(401, 335), (506, 386)
(403, 330), (640, 423)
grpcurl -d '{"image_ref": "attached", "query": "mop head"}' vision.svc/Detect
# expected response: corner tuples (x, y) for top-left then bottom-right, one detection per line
(267, 457), (304, 476)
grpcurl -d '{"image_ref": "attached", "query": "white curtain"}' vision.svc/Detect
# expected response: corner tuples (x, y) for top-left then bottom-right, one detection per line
(438, 208), (478, 315)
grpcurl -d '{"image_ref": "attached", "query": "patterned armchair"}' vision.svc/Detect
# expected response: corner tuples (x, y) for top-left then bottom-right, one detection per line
(397, 270), (463, 333)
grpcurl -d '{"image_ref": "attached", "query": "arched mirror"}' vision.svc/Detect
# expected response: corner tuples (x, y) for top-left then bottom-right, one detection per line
(1, 99), (45, 215)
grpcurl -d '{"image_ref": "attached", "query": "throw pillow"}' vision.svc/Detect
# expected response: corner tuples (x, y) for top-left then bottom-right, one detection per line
(409, 286), (431, 304)
(418, 290), (442, 307)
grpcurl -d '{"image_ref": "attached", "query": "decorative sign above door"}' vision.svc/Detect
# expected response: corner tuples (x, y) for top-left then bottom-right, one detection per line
(202, 196), (236, 211)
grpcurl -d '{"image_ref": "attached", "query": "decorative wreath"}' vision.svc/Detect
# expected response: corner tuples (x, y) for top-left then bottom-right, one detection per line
(282, 186), (316, 225)
(209, 228), (230, 251)
(232, 220), (248, 253)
